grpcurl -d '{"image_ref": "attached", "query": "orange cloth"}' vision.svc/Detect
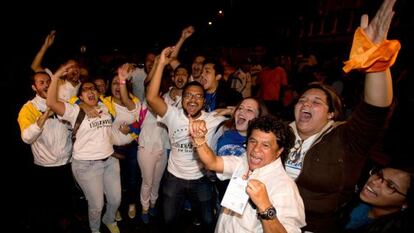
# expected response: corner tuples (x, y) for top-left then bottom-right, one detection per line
(343, 27), (400, 73)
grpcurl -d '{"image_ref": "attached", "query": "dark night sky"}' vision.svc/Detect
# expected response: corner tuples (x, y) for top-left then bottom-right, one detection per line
(3, 1), (414, 226)
(4, 0), (413, 137)
(5, 1), (303, 57)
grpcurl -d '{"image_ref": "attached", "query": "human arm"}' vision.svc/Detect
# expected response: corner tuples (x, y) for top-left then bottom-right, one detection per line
(31, 30), (56, 72)
(143, 55), (160, 85)
(46, 64), (71, 116)
(214, 106), (235, 117)
(79, 102), (100, 118)
(111, 123), (134, 145)
(36, 108), (54, 128)
(18, 104), (53, 144)
(189, 116), (224, 172)
(117, 63), (136, 110)
(362, 0), (396, 107)
(247, 179), (288, 233)
(169, 26), (195, 70)
(145, 47), (174, 117)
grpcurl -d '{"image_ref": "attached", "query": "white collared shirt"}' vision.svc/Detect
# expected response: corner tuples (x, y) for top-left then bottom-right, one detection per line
(216, 157), (306, 233)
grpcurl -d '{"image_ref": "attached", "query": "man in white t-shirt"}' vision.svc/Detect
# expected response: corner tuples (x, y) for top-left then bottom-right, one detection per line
(18, 71), (74, 232)
(146, 47), (226, 232)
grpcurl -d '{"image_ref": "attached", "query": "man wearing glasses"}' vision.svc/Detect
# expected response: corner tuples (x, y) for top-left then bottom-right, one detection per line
(146, 47), (226, 232)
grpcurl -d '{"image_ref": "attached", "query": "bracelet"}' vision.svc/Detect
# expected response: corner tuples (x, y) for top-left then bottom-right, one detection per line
(119, 80), (126, 85)
(193, 139), (206, 148)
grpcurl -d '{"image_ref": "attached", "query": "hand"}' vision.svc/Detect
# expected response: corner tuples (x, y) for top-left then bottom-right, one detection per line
(79, 102), (100, 118)
(361, 0), (396, 44)
(181, 26), (195, 40)
(43, 30), (56, 49)
(117, 63), (135, 81)
(119, 122), (130, 135)
(214, 106), (235, 117)
(246, 179), (272, 212)
(85, 109), (100, 118)
(188, 115), (207, 139)
(44, 108), (55, 118)
(52, 63), (74, 80)
(160, 47), (175, 66)
(170, 88), (182, 101)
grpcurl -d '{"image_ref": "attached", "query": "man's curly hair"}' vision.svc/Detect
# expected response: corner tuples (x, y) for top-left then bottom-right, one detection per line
(247, 115), (295, 163)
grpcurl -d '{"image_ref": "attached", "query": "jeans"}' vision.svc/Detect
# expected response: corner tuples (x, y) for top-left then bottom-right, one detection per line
(72, 156), (121, 232)
(115, 141), (139, 205)
(162, 171), (214, 230)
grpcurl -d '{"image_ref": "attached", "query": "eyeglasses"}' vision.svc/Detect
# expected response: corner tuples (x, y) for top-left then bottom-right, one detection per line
(183, 93), (204, 100)
(369, 168), (407, 197)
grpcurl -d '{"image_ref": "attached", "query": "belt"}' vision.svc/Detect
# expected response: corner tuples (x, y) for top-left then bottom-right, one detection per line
(96, 157), (110, 162)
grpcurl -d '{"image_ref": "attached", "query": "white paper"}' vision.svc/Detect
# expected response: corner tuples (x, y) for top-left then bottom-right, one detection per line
(220, 165), (250, 215)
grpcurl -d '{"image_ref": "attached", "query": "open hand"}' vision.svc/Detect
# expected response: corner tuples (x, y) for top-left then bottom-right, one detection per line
(361, 0), (396, 44)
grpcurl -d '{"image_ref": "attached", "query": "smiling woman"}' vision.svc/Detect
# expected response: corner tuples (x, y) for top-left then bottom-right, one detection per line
(343, 164), (414, 233)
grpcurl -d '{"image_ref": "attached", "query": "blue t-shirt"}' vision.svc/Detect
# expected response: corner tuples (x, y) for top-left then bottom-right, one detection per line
(204, 92), (217, 112)
(216, 130), (246, 156)
(346, 202), (374, 230)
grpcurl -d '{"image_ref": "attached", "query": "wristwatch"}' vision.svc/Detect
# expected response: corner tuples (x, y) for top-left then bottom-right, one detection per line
(257, 206), (277, 220)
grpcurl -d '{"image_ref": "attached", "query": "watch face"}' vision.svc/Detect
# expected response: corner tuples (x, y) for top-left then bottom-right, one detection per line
(258, 206), (277, 220)
(267, 207), (277, 219)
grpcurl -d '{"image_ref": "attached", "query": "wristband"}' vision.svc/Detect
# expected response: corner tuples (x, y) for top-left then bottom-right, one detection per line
(193, 139), (206, 148)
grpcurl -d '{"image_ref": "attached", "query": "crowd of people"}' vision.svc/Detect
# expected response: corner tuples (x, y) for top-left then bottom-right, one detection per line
(16, 0), (412, 233)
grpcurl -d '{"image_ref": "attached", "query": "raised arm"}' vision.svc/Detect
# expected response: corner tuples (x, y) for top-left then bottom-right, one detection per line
(31, 30), (56, 72)
(46, 64), (71, 116)
(189, 116), (224, 172)
(143, 55), (160, 85)
(145, 47), (174, 117)
(117, 63), (136, 110)
(363, 0), (396, 107)
(169, 26), (195, 70)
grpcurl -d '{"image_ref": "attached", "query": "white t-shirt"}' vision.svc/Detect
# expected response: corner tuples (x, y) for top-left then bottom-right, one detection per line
(62, 102), (130, 160)
(216, 157), (306, 233)
(111, 99), (141, 129)
(130, 68), (147, 101)
(139, 102), (170, 151)
(163, 88), (182, 109)
(58, 81), (81, 102)
(159, 105), (225, 180)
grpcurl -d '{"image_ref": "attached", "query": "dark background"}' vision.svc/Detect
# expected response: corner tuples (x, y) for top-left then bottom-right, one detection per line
(3, 0), (413, 231)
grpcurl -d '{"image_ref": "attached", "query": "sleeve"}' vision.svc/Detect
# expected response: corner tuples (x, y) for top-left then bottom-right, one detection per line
(111, 127), (134, 146)
(17, 103), (43, 144)
(61, 102), (81, 127)
(208, 116), (227, 152)
(157, 104), (176, 127)
(216, 155), (243, 180)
